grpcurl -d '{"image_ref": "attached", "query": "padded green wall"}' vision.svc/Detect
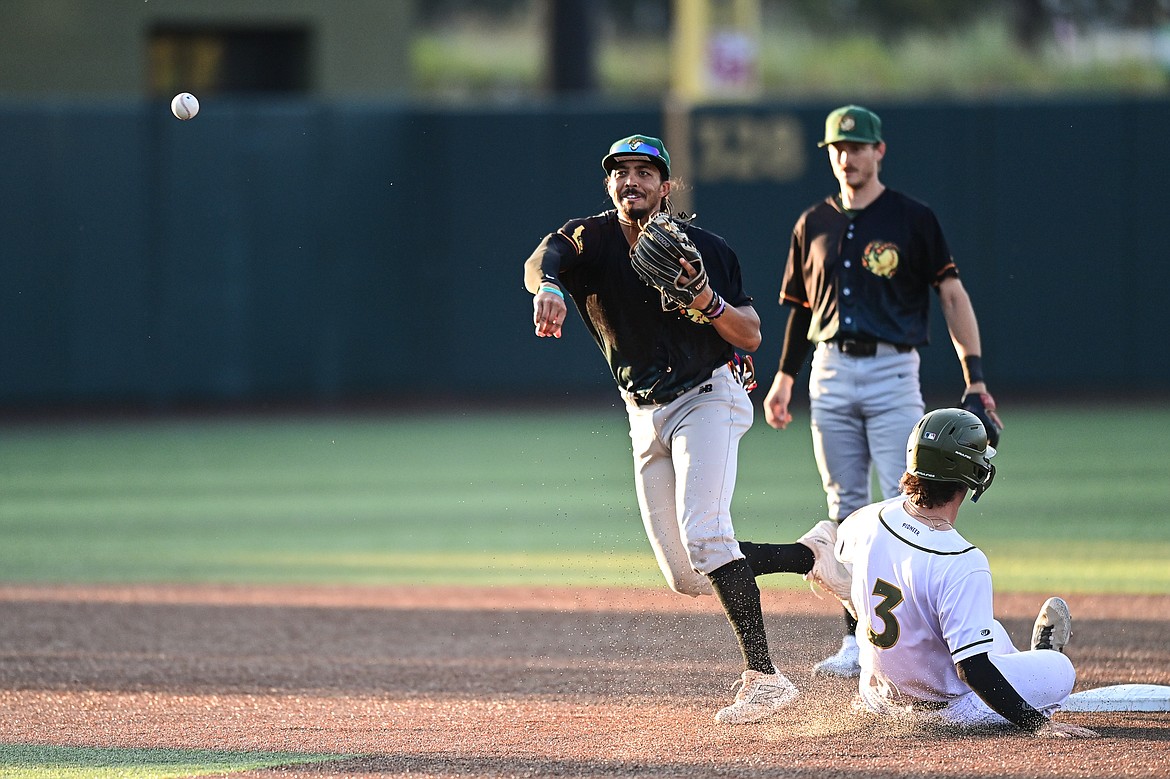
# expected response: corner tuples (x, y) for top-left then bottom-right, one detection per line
(1, 97), (1164, 410)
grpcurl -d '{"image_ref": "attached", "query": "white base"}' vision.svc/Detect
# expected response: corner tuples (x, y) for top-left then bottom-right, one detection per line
(1063, 684), (1170, 712)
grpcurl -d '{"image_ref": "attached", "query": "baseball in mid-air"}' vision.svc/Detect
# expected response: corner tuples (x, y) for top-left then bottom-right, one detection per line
(171, 92), (199, 120)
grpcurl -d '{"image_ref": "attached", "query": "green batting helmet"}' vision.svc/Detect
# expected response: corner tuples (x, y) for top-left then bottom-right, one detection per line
(906, 408), (997, 502)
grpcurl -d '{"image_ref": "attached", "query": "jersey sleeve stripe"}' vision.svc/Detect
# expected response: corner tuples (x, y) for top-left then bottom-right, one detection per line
(952, 638), (993, 657)
(932, 262), (959, 284)
(554, 229), (583, 255)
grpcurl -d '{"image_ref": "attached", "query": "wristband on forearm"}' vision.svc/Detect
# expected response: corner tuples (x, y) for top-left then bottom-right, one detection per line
(538, 275), (565, 299)
(701, 291), (726, 320)
(962, 355), (985, 386)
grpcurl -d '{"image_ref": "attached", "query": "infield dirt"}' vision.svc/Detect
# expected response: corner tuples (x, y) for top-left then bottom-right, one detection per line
(0, 585), (1166, 778)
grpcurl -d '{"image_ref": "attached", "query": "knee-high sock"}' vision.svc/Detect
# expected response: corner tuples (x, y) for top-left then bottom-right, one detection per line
(844, 608), (858, 635)
(738, 540), (813, 576)
(708, 558), (774, 674)
(738, 541), (856, 636)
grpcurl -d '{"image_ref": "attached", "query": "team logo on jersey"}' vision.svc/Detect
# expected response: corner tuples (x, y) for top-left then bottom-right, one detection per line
(570, 225), (586, 253)
(862, 241), (900, 278)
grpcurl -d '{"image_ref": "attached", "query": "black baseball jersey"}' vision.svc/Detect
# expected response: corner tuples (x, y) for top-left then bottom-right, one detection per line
(526, 209), (752, 404)
(781, 188), (959, 347)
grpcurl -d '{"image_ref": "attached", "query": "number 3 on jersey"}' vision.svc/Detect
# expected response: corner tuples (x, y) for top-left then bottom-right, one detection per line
(867, 579), (905, 649)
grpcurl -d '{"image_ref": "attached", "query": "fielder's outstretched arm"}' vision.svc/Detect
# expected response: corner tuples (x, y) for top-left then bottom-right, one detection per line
(525, 233), (572, 339)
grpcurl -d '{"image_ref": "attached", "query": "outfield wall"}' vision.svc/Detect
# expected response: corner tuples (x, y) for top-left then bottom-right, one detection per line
(1, 97), (1164, 410)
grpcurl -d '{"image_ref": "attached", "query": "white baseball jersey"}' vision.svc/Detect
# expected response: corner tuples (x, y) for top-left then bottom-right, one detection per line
(836, 496), (997, 708)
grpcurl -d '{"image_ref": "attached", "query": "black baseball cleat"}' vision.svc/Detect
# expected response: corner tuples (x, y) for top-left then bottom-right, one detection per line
(1031, 596), (1072, 652)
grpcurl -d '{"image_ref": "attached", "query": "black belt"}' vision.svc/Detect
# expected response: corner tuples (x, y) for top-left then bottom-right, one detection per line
(835, 338), (913, 357)
(630, 371), (714, 407)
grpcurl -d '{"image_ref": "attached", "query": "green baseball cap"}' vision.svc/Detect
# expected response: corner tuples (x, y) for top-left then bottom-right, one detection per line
(602, 134), (671, 179)
(818, 105), (883, 147)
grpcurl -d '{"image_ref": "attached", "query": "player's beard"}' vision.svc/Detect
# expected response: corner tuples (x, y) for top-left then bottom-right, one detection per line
(616, 187), (660, 223)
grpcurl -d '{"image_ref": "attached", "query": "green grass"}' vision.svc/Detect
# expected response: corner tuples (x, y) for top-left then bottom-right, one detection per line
(0, 404), (1165, 778)
(752, 18), (1170, 98)
(0, 745), (342, 778)
(412, 13), (1170, 100)
(1, 404), (1167, 593)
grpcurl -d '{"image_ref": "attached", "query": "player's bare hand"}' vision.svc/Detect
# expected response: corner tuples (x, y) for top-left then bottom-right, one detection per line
(1034, 721), (1100, 739)
(763, 397), (791, 430)
(677, 258), (718, 311)
(763, 374), (795, 430)
(533, 290), (567, 339)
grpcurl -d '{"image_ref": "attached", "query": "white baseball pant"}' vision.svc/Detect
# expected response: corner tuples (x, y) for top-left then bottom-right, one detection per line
(623, 364), (752, 597)
(859, 620), (1077, 728)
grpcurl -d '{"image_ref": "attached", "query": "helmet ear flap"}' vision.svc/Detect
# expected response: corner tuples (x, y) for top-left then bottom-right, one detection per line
(907, 408), (997, 500)
(970, 462), (996, 503)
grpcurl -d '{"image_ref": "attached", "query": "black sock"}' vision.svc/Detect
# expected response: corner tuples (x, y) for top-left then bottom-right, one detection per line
(707, 558), (775, 674)
(738, 540), (814, 576)
(844, 608), (858, 635)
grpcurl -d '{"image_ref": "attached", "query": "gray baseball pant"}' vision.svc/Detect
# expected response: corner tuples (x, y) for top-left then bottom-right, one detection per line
(809, 341), (924, 521)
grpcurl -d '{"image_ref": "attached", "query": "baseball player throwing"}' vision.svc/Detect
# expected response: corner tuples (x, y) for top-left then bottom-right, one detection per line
(523, 134), (844, 724)
(836, 408), (1098, 738)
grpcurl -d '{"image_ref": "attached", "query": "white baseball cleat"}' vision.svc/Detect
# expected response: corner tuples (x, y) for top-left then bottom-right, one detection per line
(813, 634), (861, 678)
(714, 670), (800, 724)
(1031, 596), (1072, 652)
(797, 519), (855, 614)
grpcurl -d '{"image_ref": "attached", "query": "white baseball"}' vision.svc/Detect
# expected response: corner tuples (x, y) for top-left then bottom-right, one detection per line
(171, 92), (200, 120)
